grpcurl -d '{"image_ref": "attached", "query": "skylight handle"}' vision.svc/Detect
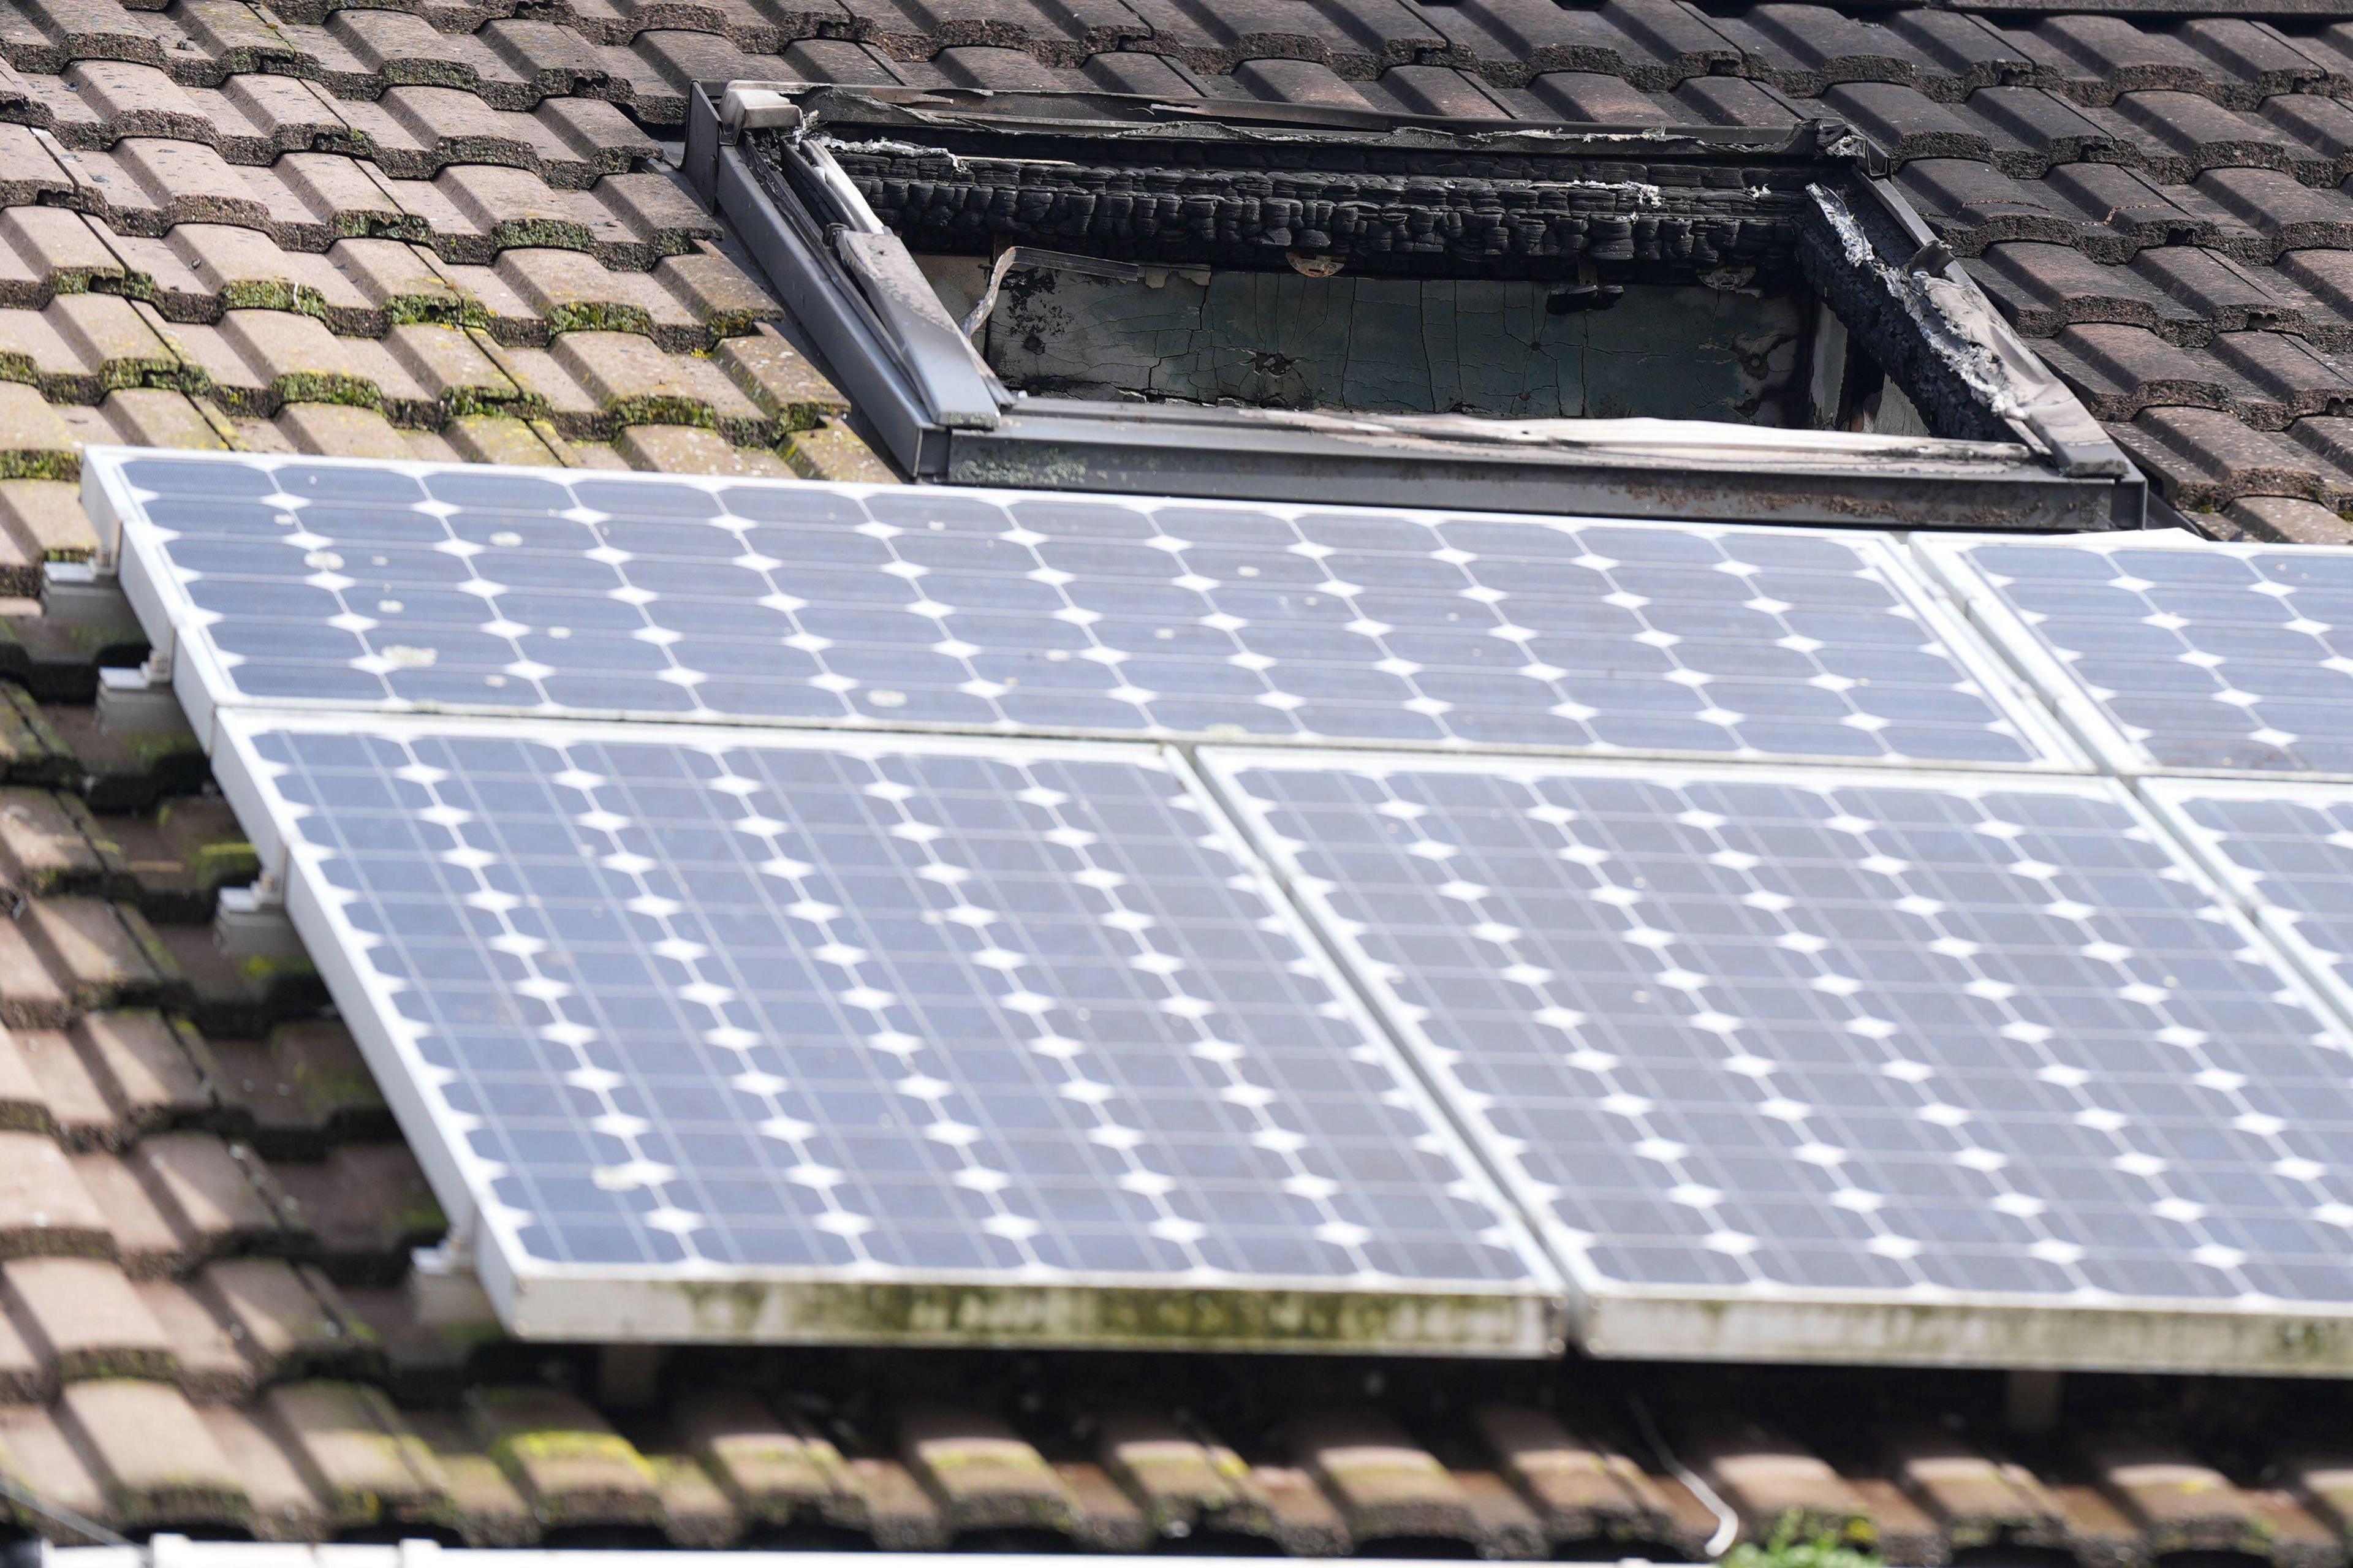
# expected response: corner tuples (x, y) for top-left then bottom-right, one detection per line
(717, 85), (803, 141)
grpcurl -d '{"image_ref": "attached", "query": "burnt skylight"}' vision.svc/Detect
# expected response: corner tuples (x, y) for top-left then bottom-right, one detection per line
(936, 261), (1813, 426)
(686, 85), (2142, 530)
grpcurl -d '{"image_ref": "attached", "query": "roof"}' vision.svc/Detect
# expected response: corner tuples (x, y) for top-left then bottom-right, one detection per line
(0, 0), (2348, 1552)
(0, 0), (2343, 550)
(0, 653), (2346, 1556)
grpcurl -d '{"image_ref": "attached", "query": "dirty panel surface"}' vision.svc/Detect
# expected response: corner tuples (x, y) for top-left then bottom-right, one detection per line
(215, 713), (1553, 1347)
(103, 450), (2064, 769)
(1207, 750), (2353, 1361)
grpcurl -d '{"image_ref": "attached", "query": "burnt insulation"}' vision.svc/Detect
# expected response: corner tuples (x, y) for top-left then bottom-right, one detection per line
(757, 116), (2020, 443)
(800, 140), (1813, 277)
(1792, 192), (2012, 444)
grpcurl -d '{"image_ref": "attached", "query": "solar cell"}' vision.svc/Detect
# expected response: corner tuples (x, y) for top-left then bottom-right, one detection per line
(1922, 534), (2353, 778)
(96, 449), (2073, 770)
(211, 710), (1559, 1349)
(1203, 749), (2353, 1371)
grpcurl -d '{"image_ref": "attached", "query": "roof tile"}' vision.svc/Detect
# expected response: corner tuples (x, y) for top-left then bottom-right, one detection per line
(2084, 1434), (2274, 1556)
(1885, 1426), (2066, 1550)
(2037, 320), (2232, 414)
(1058, 1458), (1156, 1552)
(56, 1377), (248, 1528)
(899, 1403), (1077, 1537)
(1292, 1410), (1476, 1543)
(1249, 1461), (1354, 1555)
(2116, 400), (2352, 505)
(263, 1379), (452, 1534)
(138, 1273), (263, 1401)
(199, 1401), (332, 1539)
(3, 1254), (174, 1383)
(1474, 1404), (1675, 1546)
(0, 1399), (112, 1540)
(678, 1390), (847, 1528)
(2222, 492), (2353, 543)
(470, 1384), (665, 1530)
(0, 1116), (108, 1252)
(1686, 1418), (1870, 1540)
(1095, 1410), (1265, 1541)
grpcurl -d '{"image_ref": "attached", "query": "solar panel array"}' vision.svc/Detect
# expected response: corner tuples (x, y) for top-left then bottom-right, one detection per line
(224, 714), (1548, 1346)
(88, 447), (2353, 1368)
(1210, 755), (2353, 1350)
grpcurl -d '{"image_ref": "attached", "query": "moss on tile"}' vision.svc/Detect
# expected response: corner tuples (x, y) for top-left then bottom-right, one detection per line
(544, 302), (657, 339)
(441, 386), (548, 422)
(219, 280), (337, 322)
(1728, 1512), (1884, 1568)
(0, 449), (83, 483)
(601, 394), (717, 433)
(385, 294), (494, 333)
(238, 950), (320, 990)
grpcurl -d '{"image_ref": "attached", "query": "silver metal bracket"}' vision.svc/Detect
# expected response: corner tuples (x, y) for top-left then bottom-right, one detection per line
(409, 1222), (500, 1330)
(93, 659), (179, 735)
(39, 559), (123, 631)
(214, 879), (303, 965)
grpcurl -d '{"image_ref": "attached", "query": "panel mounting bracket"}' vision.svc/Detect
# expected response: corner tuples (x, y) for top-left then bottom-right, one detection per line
(214, 878), (303, 967)
(94, 659), (180, 735)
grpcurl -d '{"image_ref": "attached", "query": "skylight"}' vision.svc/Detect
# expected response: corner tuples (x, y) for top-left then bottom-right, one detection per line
(686, 84), (2142, 531)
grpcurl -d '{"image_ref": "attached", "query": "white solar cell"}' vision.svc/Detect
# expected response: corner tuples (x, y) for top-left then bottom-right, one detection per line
(1920, 532), (2353, 779)
(96, 449), (2078, 771)
(211, 710), (1559, 1349)
(1203, 749), (2353, 1372)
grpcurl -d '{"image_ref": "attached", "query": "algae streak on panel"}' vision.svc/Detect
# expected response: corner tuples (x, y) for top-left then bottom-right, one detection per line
(650, 1276), (1552, 1353)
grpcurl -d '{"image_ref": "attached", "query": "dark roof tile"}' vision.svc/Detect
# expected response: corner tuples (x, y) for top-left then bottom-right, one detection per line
(1291, 1409), (1479, 1544)
(2036, 319), (2235, 414)
(1684, 1417), (1871, 1540)
(899, 1403), (1079, 1538)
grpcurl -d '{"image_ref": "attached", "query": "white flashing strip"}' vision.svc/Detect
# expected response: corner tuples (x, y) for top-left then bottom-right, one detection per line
(47, 1544), (1662, 1568)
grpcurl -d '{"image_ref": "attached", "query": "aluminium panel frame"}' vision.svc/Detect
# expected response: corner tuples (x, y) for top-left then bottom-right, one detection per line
(688, 82), (2143, 531)
(1912, 529), (2353, 782)
(84, 445), (2094, 776)
(1195, 745), (2353, 1376)
(208, 706), (1568, 1354)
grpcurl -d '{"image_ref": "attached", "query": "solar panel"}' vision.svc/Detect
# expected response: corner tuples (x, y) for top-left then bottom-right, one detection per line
(95, 449), (2077, 770)
(213, 711), (1559, 1349)
(1203, 749), (2353, 1372)
(2144, 778), (2353, 1038)
(1920, 533), (2353, 779)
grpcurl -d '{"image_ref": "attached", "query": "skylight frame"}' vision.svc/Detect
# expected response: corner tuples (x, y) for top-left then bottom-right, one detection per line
(686, 83), (2143, 532)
